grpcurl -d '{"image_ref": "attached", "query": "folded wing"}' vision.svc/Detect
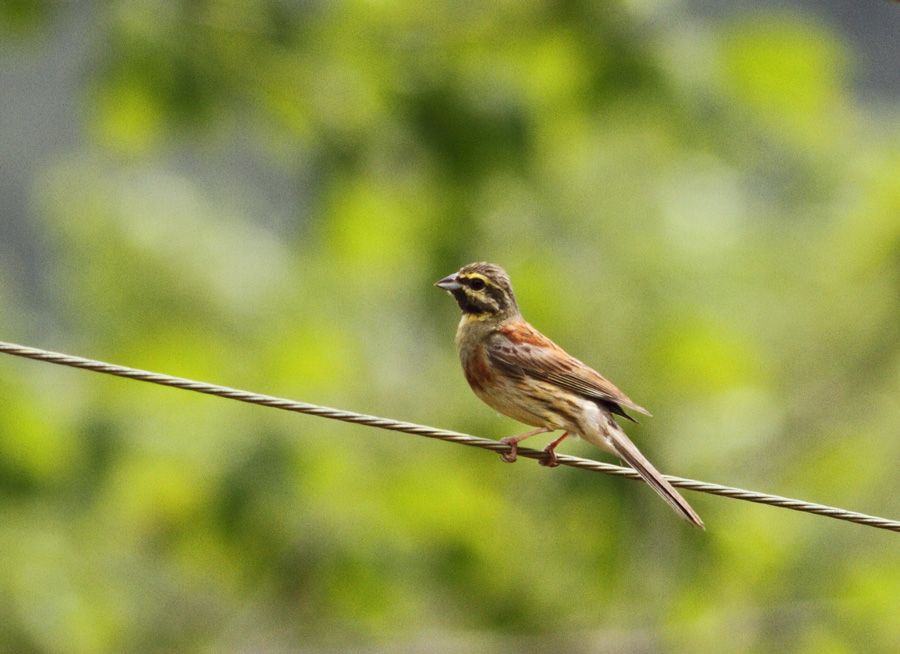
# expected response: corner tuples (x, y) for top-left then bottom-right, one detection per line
(489, 322), (651, 420)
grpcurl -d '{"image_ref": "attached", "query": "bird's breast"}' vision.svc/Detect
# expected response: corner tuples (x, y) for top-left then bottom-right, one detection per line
(461, 346), (494, 393)
(458, 341), (562, 430)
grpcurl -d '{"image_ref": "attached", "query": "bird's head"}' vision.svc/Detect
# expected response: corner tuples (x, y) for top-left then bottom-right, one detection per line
(435, 262), (520, 320)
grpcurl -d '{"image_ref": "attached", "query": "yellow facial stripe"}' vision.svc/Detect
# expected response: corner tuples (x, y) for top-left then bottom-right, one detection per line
(458, 272), (493, 286)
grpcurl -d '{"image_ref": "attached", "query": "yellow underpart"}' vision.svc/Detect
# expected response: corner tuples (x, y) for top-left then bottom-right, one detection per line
(461, 311), (493, 321)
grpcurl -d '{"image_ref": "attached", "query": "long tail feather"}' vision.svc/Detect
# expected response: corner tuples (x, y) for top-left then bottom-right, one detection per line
(605, 425), (705, 529)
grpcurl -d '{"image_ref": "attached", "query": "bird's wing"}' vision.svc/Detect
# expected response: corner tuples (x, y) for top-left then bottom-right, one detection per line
(488, 322), (651, 418)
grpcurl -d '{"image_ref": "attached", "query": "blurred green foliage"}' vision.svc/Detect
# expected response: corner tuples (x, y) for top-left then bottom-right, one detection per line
(1, 1), (899, 652)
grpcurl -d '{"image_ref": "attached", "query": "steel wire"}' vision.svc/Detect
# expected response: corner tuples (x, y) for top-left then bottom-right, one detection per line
(1, 340), (897, 532)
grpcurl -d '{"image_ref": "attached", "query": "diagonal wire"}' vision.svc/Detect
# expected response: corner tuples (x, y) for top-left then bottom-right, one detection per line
(1, 340), (897, 533)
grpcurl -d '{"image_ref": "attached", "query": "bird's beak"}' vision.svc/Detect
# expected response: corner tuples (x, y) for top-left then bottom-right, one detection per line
(434, 273), (462, 292)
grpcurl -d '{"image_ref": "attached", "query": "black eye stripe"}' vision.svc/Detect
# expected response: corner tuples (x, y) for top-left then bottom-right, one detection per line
(459, 274), (490, 290)
(452, 265), (519, 315)
(451, 266), (518, 316)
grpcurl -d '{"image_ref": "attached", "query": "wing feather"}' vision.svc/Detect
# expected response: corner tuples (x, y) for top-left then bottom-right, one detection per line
(488, 323), (651, 418)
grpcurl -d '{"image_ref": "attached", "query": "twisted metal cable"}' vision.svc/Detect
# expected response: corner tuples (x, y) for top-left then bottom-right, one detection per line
(1, 340), (897, 533)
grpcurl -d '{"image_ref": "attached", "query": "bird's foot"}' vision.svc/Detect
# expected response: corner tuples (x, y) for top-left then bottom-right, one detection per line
(497, 427), (551, 463)
(499, 437), (519, 463)
(539, 446), (559, 467)
(538, 432), (569, 468)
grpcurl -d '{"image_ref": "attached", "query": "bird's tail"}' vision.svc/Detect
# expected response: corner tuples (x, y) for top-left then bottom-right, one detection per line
(601, 423), (705, 529)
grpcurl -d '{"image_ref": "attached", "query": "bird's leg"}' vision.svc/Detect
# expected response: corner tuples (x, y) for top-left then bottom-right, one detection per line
(539, 432), (570, 468)
(499, 427), (552, 463)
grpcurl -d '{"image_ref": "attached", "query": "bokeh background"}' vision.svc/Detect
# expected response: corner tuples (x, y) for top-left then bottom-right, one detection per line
(1, 1), (899, 652)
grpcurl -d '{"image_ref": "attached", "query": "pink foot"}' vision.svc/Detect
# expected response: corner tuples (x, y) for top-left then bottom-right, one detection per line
(539, 446), (559, 467)
(538, 432), (569, 468)
(497, 427), (551, 463)
(499, 437), (519, 463)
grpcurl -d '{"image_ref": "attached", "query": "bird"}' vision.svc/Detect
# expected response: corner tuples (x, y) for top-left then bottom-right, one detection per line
(435, 262), (704, 529)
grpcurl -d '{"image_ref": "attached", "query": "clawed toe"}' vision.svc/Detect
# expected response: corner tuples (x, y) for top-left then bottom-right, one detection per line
(539, 431), (568, 468)
(539, 448), (560, 467)
(499, 438), (518, 463)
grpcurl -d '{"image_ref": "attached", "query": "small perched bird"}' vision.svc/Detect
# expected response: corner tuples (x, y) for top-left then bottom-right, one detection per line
(436, 262), (704, 529)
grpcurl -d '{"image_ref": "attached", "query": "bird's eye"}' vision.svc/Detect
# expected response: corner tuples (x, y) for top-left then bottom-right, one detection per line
(469, 278), (486, 291)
